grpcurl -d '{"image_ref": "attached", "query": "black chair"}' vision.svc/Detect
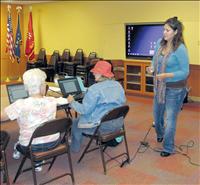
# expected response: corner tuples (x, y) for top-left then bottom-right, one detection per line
(48, 50), (61, 74)
(13, 117), (75, 185)
(40, 50), (61, 82)
(63, 48), (84, 76)
(26, 48), (47, 70)
(58, 49), (71, 73)
(40, 55), (56, 82)
(37, 48), (47, 67)
(0, 131), (10, 185)
(76, 52), (98, 86)
(78, 105), (130, 175)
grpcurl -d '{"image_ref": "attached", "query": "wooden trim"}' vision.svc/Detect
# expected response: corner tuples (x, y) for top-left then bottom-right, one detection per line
(187, 64), (200, 97)
(123, 60), (200, 98)
(190, 64), (200, 70)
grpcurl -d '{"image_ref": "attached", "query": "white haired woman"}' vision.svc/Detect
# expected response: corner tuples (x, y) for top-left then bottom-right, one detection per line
(1, 68), (68, 171)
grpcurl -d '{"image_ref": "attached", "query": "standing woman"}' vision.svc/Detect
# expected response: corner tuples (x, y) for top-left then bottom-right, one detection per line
(147, 17), (189, 157)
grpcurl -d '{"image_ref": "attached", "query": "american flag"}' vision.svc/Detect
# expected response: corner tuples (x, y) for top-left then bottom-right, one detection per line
(6, 10), (15, 62)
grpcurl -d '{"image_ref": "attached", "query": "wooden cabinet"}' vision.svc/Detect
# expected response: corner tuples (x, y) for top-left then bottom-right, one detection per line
(124, 60), (154, 96)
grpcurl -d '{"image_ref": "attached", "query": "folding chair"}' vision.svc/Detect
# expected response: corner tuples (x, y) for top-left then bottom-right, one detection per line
(26, 48), (47, 70)
(78, 105), (130, 174)
(63, 48), (84, 76)
(13, 117), (75, 185)
(58, 49), (71, 73)
(0, 131), (10, 185)
(76, 52), (98, 86)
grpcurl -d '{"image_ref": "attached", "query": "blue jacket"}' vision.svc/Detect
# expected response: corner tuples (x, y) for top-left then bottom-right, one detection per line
(70, 80), (126, 128)
(152, 39), (189, 82)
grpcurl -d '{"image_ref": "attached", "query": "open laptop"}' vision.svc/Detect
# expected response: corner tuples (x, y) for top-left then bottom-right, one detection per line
(6, 83), (29, 104)
(58, 77), (85, 101)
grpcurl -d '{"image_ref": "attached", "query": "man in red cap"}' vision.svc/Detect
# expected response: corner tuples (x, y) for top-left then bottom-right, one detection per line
(67, 60), (126, 152)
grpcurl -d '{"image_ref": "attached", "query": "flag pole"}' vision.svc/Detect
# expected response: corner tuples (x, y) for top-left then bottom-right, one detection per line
(16, 6), (22, 82)
(5, 5), (12, 83)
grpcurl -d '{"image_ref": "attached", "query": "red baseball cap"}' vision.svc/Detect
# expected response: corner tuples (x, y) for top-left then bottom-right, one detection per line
(90, 60), (114, 78)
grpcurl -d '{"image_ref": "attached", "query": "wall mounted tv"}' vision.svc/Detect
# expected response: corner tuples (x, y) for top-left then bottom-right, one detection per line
(125, 23), (164, 59)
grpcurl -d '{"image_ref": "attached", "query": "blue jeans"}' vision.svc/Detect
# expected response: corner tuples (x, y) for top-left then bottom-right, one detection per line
(70, 117), (123, 152)
(153, 87), (187, 153)
(17, 139), (61, 154)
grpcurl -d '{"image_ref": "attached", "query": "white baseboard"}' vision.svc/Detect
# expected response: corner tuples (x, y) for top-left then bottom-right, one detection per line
(188, 96), (200, 102)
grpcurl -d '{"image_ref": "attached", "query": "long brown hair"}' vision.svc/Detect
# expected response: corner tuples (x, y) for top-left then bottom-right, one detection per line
(160, 17), (185, 51)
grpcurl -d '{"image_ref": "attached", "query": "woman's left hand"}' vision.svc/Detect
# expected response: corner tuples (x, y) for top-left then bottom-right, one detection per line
(156, 73), (173, 80)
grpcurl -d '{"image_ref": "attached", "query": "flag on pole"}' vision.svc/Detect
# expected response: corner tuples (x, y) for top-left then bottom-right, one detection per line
(25, 10), (35, 61)
(6, 5), (15, 62)
(14, 11), (22, 63)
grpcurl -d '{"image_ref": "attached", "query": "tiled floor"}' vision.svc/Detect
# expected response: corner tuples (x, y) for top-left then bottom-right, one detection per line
(1, 95), (200, 185)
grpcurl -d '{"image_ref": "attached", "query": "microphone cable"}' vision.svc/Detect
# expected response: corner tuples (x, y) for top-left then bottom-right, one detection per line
(121, 123), (154, 167)
(121, 123), (200, 167)
(175, 141), (200, 167)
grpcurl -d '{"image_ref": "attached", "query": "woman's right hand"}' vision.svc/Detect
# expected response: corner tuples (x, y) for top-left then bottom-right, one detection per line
(146, 66), (154, 74)
(67, 95), (75, 103)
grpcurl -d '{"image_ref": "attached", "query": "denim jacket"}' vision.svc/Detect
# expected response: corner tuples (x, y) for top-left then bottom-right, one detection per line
(70, 80), (126, 128)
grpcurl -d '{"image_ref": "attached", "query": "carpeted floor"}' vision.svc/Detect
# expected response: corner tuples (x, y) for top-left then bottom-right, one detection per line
(1, 95), (200, 185)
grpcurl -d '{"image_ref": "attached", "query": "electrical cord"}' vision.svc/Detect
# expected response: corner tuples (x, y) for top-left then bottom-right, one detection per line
(125, 123), (154, 166)
(175, 141), (200, 167)
(123, 123), (200, 167)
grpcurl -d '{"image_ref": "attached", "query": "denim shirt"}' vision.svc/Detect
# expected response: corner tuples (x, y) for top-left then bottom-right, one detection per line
(70, 80), (126, 128)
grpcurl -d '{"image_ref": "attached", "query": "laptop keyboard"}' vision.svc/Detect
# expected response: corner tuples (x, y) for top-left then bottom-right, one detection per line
(73, 93), (84, 101)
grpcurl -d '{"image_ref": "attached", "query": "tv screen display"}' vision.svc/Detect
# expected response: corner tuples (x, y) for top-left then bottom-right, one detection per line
(125, 23), (164, 59)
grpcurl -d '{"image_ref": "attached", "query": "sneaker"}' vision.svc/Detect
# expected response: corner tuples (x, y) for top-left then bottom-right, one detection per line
(13, 150), (21, 160)
(13, 142), (21, 160)
(35, 165), (43, 172)
(34, 161), (44, 172)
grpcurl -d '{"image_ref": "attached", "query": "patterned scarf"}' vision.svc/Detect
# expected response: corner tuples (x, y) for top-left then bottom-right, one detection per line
(153, 47), (171, 104)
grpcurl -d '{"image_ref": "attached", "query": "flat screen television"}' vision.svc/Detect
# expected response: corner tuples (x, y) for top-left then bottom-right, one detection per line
(125, 23), (164, 59)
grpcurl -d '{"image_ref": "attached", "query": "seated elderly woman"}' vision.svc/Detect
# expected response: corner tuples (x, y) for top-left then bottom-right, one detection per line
(67, 60), (126, 152)
(1, 68), (68, 172)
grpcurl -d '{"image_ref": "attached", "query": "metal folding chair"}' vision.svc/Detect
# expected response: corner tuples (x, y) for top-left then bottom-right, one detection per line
(78, 105), (130, 174)
(13, 117), (75, 185)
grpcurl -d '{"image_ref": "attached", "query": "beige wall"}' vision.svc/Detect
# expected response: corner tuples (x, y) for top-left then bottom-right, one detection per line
(1, 1), (199, 81)
(23, 1), (199, 64)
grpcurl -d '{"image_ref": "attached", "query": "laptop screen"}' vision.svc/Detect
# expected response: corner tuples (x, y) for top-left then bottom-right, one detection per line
(6, 83), (29, 104)
(58, 78), (81, 97)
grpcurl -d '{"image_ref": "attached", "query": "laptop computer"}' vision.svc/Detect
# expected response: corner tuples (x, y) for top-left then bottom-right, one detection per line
(6, 83), (29, 104)
(58, 77), (85, 101)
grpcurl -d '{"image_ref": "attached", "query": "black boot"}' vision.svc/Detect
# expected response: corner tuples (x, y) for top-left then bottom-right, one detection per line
(160, 151), (171, 157)
(157, 137), (163, 143)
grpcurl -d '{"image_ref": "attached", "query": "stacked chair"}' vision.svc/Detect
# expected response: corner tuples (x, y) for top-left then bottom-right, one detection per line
(36, 48), (48, 67)
(26, 48), (47, 70)
(48, 50), (61, 74)
(40, 50), (61, 82)
(76, 52), (98, 86)
(58, 49), (71, 74)
(26, 48), (101, 85)
(63, 48), (84, 76)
